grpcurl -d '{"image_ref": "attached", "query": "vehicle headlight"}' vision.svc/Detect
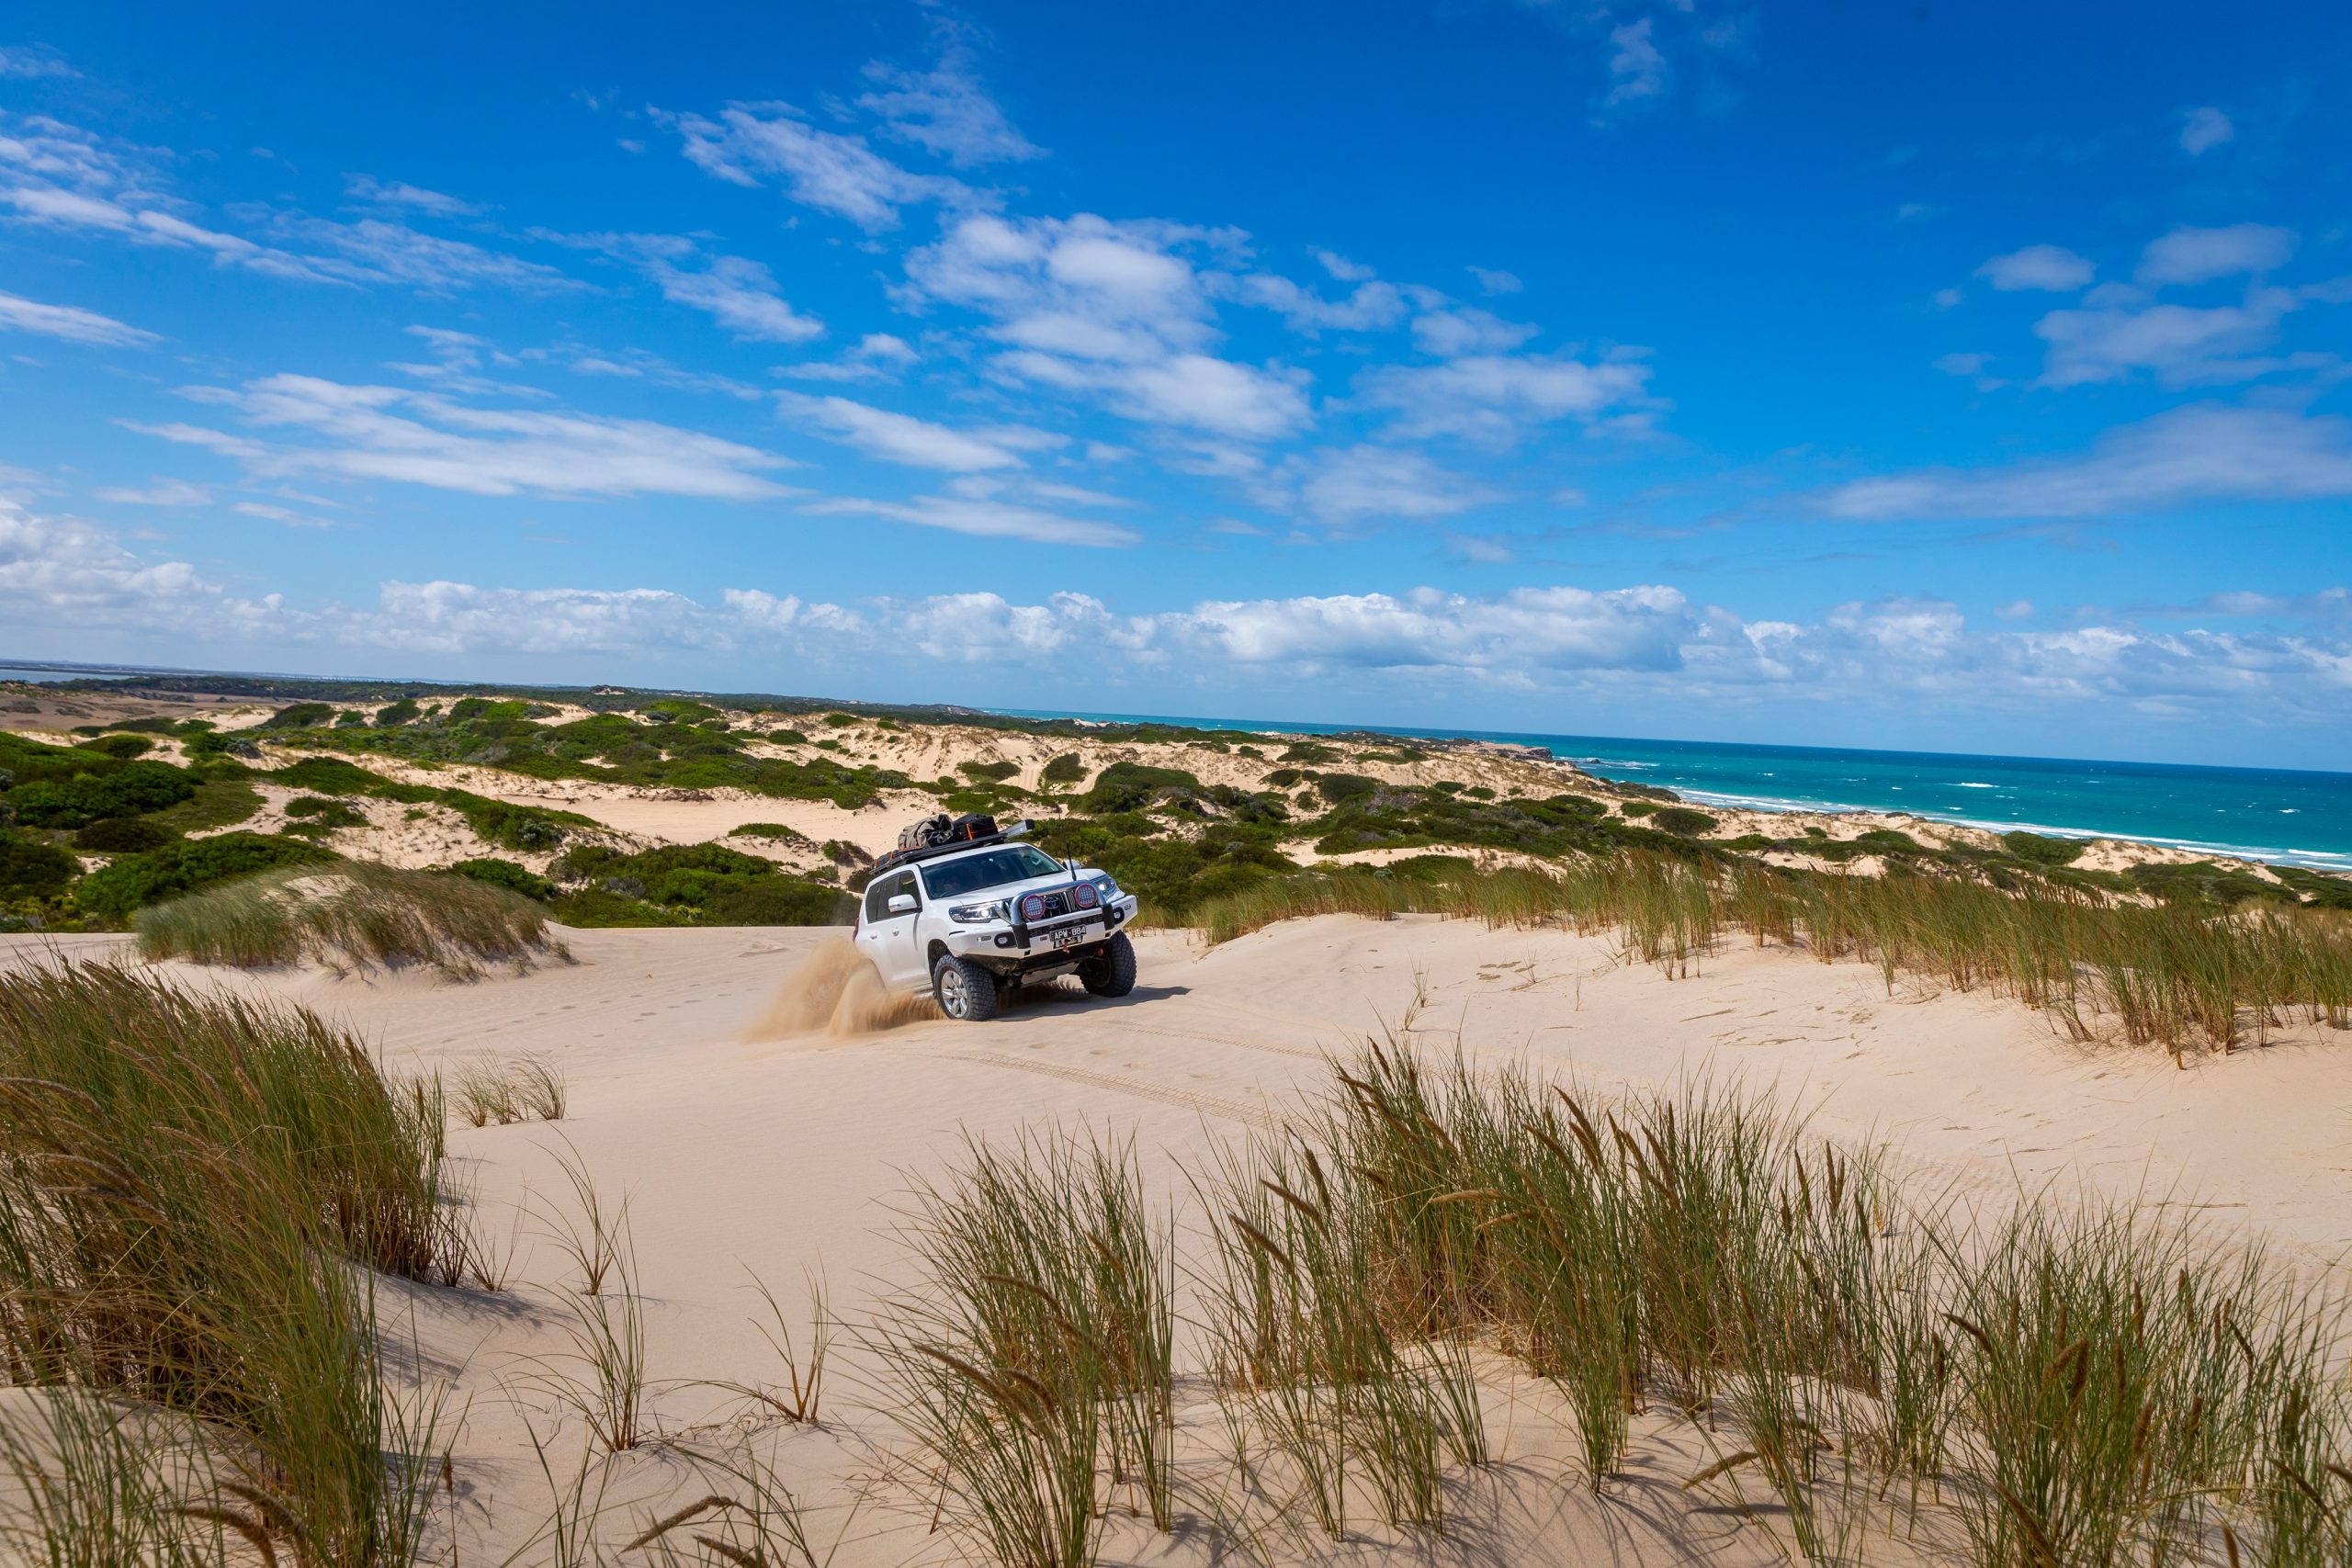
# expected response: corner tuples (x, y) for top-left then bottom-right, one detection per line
(1092, 875), (1120, 901)
(949, 900), (1007, 924)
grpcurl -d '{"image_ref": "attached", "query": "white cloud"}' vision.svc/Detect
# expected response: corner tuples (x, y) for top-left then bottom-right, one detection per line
(0, 288), (155, 347)
(266, 214), (575, 292)
(142, 374), (799, 501)
(1467, 266), (1523, 296)
(647, 252), (823, 343)
(1410, 306), (1539, 356)
(344, 175), (485, 218)
(0, 498), (219, 618)
(776, 391), (1027, 471)
(1821, 404), (2352, 520)
(233, 501), (334, 529)
(776, 333), (920, 382)
(1008, 349), (1311, 439)
(1601, 17), (1668, 108)
(2033, 289), (2298, 387)
(1357, 352), (1655, 443)
(1272, 446), (1501, 525)
(0, 47), (75, 79)
(1233, 272), (1406, 333)
(804, 491), (1138, 547)
(2178, 106), (2233, 155)
(1932, 351), (1991, 377)
(1163, 584), (1694, 672)
(2136, 223), (2296, 286)
(904, 212), (1306, 438)
(1994, 599), (2035, 621)
(1975, 244), (2096, 292)
(855, 51), (1042, 168)
(95, 479), (209, 506)
(670, 102), (967, 229)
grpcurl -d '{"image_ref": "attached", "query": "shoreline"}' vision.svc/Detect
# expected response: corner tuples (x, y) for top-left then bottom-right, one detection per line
(993, 705), (2352, 873)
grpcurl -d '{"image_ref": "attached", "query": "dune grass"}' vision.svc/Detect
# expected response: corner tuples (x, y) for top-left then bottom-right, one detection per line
(876, 1129), (1177, 1568)
(134, 860), (565, 977)
(879, 1041), (2352, 1567)
(0, 963), (460, 1565)
(1188, 853), (2352, 1055)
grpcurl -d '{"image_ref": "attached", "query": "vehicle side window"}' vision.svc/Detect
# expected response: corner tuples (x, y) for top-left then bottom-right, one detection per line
(862, 870), (917, 923)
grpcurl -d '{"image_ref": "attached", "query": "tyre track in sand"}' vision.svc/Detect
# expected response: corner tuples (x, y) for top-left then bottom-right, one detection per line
(903, 1045), (1285, 1132)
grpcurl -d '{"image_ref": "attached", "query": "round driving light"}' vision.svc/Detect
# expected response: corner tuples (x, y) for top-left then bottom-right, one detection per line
(1020, 893), (1048, 921)
(1073, 882), (1101, 909)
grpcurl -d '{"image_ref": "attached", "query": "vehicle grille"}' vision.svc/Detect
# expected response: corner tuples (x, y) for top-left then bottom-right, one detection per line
(1036, 889), (1071, 918)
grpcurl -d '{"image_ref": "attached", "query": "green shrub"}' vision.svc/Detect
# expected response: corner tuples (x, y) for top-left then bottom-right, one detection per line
(1464, 785), (1496, 800)
(1649, 807), (1719, 838)
(2002, 830), (2087, 866)
(549, 886), (692, 928)
(642, 698), (721, 724)
(822, 712), (858, 728)
(373, 698), (421, 728)
(1278, 741), (1342, 763)
(6, 761), (198, 828)
(959, 760), (1021, 783)
(703, 878), (845, 925)
(74, 734), (153, 760)
(285, 795), (368, 824)
(1619, 800), (1657, 818)
(729, 821), (816, 847)
(445, 857), (555, 902)
(1040, 752), (1086, 785)
(1080, 761), (1203, 813)
(334, 709), (369, 728)
(75, 832), (336, 923)
(1313, 773), (1380, 805)
(147, 775), (264, 833)
(1263, 767), (1303, 787)
(0, 833), (77, 897)
(764, 728), (807, 745)
(72, 818), (177, 854)
(260, 702), (334, 730)
(136, 862), (558, 976)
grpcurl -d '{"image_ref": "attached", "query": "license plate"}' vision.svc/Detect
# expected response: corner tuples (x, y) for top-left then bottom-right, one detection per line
(1047, 924), (1091, 951)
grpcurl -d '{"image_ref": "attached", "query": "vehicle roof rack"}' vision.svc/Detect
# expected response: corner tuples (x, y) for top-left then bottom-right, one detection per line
(870, 818), (1037, 877)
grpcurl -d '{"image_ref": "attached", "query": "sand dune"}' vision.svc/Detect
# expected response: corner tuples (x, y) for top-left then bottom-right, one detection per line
(8, 910), (2345, 1563)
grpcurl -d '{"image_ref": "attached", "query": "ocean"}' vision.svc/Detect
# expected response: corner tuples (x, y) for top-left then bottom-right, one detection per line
(994, 708), (2352, 873)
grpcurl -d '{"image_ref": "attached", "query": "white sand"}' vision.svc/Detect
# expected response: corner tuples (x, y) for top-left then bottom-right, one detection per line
(9, 913), (2346, 1565)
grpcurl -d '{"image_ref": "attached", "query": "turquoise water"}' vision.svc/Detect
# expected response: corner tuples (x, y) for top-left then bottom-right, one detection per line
(995, 708), (2352, 873)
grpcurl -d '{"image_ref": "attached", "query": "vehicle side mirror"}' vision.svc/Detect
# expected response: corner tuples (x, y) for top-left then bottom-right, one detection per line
(888, 893), (917, 915)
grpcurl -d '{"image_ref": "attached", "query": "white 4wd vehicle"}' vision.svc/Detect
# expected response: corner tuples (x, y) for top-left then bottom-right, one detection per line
(853, 831), (1141, 1021)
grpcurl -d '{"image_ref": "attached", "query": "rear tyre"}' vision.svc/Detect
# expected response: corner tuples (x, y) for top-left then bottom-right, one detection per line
(933, 953), (1001, 1021)
(1079, 932), (1137, 998)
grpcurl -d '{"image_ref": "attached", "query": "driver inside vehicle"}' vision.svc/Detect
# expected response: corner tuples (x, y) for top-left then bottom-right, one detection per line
(918, 843), (1064, 899)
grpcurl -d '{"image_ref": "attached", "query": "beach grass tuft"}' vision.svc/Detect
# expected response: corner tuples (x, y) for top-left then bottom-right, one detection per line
(135, 860), (566, 977)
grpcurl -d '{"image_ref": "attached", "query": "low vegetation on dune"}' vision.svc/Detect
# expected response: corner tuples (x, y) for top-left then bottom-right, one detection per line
(1187, 852), (2352, 1055)
(134, 861), (563, 976)
(877, 1044), (2352, 1568)
(0, 963), (458, 1564)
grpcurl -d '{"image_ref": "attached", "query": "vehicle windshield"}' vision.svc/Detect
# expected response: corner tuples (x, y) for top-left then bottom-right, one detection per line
(921, 844), (1066, 900)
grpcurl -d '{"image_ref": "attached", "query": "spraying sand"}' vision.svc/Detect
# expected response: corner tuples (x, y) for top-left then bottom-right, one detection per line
(747, 935), (939, 1038)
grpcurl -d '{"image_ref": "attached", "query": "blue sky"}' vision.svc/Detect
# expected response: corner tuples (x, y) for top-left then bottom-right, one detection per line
(2, 1), (2348, 766)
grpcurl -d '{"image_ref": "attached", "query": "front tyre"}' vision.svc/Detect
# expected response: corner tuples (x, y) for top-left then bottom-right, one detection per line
(933, 953), (1001, 1021)
(1079, 932), (1137, 998)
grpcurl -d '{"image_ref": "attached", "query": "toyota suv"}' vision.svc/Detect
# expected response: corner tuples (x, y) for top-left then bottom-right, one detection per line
(852, 826), (1140, 1021)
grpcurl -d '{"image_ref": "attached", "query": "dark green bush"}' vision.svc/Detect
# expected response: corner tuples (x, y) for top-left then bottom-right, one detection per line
(75, 832), (335, 922)
(74, 734), (153, 760)
(1312, 773), (1379, 805)
(1278, 742), (1341, 763)
(1040, 752), (1086, 785)
(260, 702), (334, 730)
(1080, 761), (1203, 813)
(703, 878), (845, 925)
(0, 834), (77, 897)
(958, 760), (1020, 783)
(1619, 800), (1657, 818)
(447, 857), (554, 901)
(2001, 830), (2087, 866)
(373, 698), (421, 728)
(7, 761), (198, 828)
(73, 818), (177, 854)
(1649, 807), (1719, 838)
